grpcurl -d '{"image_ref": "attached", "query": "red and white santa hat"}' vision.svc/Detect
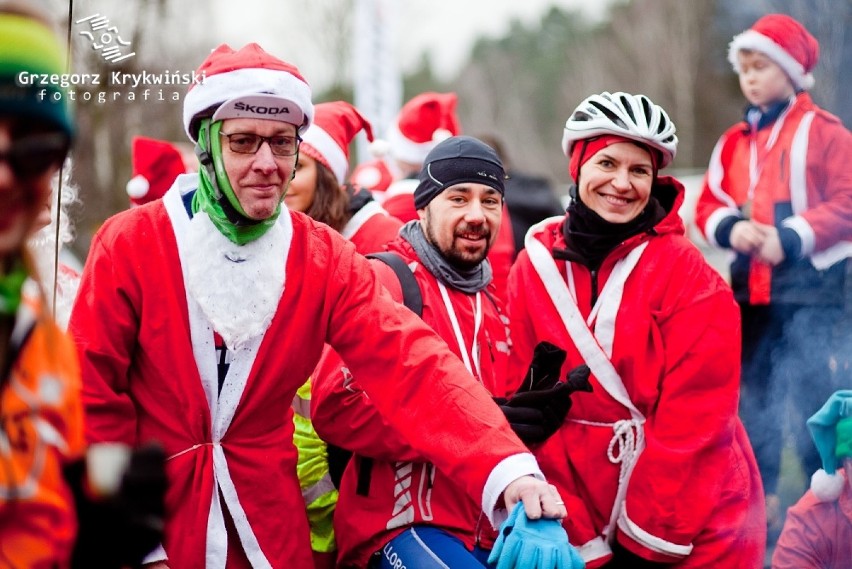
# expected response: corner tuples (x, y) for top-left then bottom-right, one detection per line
(126, 136), (187, 207)
(300, 101), (375, 185)
(183, 43), (314, 141)
(351, 158), (394, 193)
(385, 92), (460, 165)
(728, 14), (819, 91)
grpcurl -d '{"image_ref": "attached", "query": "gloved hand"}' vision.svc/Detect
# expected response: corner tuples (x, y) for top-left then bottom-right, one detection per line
(496, 357), (592, 445)
(488, 502), (585, 569)
(518, 341), (567, 391)
(66, 443), (167, 569)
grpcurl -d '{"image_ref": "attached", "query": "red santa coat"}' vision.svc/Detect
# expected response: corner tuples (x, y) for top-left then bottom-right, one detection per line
(507, 177), (765, 568)
(312, 236), (514, 567)
(771, 478), (852, 569)
(695, 92), (852, 305)
(70, 176), (541, 569)
(340, 200), (403, 254)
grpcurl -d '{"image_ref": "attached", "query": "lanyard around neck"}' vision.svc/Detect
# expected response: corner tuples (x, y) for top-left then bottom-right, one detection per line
(437, 282), (482, 380)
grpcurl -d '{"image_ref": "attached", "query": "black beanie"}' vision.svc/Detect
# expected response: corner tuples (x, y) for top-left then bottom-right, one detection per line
(413, 136), (505, 210)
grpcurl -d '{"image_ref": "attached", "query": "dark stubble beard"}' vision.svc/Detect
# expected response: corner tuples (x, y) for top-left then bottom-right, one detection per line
(423, 210), (492, 270)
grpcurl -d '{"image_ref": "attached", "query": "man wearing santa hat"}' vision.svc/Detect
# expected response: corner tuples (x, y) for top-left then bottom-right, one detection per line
(695, 14), (852, 537)
(69, 43), (570, 568)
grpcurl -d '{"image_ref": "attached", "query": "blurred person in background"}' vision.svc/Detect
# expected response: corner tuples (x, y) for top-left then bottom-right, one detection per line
(508, 91), (765, 568)
(70, 42), (569, 568)
(772, 389), (852, 568)
(695, 14), (852, 538)
(290, 100), (402, 253)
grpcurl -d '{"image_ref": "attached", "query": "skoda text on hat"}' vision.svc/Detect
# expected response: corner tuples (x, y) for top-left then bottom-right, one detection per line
(728, 14), (820, 91)
(413, 136), (505, 210)
(182, 43), (314, 141)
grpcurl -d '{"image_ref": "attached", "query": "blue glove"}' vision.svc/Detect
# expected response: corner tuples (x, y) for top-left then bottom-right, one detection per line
(488, 502), (585, 569)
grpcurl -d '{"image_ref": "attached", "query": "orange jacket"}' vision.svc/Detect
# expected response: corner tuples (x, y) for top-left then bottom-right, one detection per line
(0, 295), (85, 568)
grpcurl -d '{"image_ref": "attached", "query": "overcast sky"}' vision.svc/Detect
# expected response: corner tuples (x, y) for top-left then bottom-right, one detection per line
(210, 0), (618, 88)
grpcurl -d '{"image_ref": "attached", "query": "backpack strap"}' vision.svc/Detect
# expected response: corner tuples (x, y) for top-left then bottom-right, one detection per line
(366, 252), (423, 317)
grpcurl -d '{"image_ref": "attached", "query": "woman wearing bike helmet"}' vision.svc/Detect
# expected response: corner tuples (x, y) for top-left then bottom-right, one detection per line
(506, 92), (765, 567)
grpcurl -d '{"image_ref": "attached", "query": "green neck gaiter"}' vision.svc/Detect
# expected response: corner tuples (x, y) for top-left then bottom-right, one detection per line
(191, 119), (282, 245)
(0, 260), (27, 316)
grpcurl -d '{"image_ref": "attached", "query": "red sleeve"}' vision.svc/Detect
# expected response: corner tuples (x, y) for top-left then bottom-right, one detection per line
(322, 241), (532, 503)
(799, 116), (852, 251)
(69, 227), (140, 445)
(312, 259), (421, 462)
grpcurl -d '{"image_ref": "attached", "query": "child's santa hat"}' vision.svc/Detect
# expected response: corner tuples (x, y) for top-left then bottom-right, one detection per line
(807, 390), (852, 501)
(300, 101), (374, 185)
(385, 92), (460, 166)
(126, 136), (187, 207)
(182, 43), (314, 141)
(728, 14), (819, 91)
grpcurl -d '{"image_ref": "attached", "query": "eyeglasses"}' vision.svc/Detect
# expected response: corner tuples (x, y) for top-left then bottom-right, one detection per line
(219, 131), (301, 157)
(0, 132), (70, 179)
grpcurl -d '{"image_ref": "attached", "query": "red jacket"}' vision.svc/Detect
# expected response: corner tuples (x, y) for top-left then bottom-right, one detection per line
(508, 177), (765, 568)
(772, 477), (852, 569)
(70, 177), (540, 568)
(312, 237), (515, 568)
(695, 93), (852, 305)
(340, 200), (403, 255)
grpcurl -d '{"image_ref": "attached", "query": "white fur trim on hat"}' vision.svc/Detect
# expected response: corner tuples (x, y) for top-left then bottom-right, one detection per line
(385, 122), (438, 166)
(183, 67), (314, 140)
(126, 174), (150, 199)
(810, 468), (845, 502)
(303, 124), (348, 184)
(728, 29), (814, 91)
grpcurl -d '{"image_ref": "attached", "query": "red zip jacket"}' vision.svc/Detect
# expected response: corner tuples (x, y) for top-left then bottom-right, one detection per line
(312, 237), (516, 568)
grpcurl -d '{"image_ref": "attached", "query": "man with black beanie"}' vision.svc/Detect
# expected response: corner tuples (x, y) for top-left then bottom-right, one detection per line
(313, 136), (587, 568)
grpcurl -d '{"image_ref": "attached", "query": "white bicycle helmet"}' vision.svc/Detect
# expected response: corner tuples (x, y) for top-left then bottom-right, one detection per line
(561, 92), (678, 168)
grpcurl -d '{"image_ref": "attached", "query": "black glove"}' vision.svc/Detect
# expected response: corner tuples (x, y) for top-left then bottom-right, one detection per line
(66, 443), (167, 569)
(517, 341), (567, 392)
(498, 370), (590, 445)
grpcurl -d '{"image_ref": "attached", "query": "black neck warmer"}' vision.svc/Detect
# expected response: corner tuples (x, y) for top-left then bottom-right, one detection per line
(553, 195), (667, 269)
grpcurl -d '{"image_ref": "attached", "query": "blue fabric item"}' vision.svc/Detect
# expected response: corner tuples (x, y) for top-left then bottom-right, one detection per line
(375, 526), (491, 568)
(488, 503), (585, 569)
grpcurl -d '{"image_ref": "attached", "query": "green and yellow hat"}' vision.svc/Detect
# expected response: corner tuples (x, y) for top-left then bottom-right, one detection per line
(0, 11), (74, 137)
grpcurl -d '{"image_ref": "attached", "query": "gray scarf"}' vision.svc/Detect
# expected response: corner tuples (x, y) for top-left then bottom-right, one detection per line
(400, 221), (492, 294)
